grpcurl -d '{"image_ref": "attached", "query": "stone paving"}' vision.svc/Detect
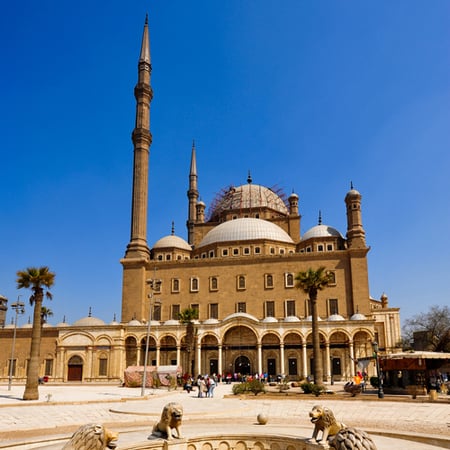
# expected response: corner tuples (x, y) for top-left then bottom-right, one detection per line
(0, 382), (449, 449)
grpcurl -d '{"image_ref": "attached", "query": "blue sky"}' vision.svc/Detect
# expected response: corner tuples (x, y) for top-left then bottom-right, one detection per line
(1, 1), (449, 327)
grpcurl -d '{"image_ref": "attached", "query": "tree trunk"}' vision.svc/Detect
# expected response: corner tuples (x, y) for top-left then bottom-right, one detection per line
(23, 296), (42, 400)
(311, 296), (323, 385)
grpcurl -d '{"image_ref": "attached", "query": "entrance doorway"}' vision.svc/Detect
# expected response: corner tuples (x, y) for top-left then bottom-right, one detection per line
(234, 355), (251, 375)
(67, 355), (83, 381)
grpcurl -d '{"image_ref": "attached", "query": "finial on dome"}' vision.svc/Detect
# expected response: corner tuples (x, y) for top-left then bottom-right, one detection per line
(113, 313), (116, 322)
(318, 210), (322, 225)
(145, 13), (148, 25)
(171, 221), (175, 235)
(247, 171), (252, 184)
(192, 139), (195, 149)
(350, 181), (354, 190)
(62, 315), (66, 323)
(88, 307), (92, 317)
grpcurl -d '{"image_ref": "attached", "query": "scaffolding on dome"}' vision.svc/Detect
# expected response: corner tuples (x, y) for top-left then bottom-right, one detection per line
(206, 184), (289, 222)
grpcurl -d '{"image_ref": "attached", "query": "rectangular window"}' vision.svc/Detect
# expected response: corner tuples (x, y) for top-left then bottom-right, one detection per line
(99, 358), (108, 376)
(171, 278), (180, 293)
(222, 249), (229, 256)
(255, 247), (261, 254)
(328, 271), (336, 285)
(171, 304), (180, 320)
(265, 274), (274, 289)
(190, 277), (199, 292)
(328, 299), (339, 315)
(44, 359), (53, 376)
(285, 299), (296, 317)
(209, 303), (219, 319)
(233, 248), (239, 256)
(237, 275), (246, 290)
(209, 276), (218, 291)
(243, 247), (250, 255)
(265, 301), (275, 318)
(191, 304), (199, 317)
(305, 299), (312, 317)
(284, 273), (294, 287)
(152, 302), (162, 321)
(237, 302), (246, 313)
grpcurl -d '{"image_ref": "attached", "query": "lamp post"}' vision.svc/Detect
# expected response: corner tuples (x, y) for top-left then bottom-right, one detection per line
(141, 278), (162, 397)
(372, 341), (384, 399)
(8, 297), (25, 391)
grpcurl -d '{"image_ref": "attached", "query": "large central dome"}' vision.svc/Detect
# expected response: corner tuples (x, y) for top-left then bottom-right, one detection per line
(198, 218), (294, 248)
(208, 183), (288, 221)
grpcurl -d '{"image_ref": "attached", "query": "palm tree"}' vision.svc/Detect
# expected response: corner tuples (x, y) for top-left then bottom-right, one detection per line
(16, 266), (55, 400)
(40, 306), (53, 324)
(178, 307), (198, 376)
(295, 266), (332, 385)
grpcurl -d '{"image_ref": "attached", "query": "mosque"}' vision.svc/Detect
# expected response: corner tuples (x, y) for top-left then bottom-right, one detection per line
(0, 17), (401, 385)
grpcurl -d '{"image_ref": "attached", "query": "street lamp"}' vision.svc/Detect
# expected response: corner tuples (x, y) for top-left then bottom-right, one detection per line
(372, 341), (384, 399)
(141, 278), (162, 397)
(8, 297), (25, 391)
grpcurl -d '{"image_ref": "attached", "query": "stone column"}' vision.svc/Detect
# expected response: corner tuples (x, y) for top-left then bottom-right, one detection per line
(325, 343), (331, 382)
(280, 343), (285, 375)
(302, 343), (308, 379)
(257, 343), (262, 375)
(349, 341), (355, 377)
(218, 344), (223, 376)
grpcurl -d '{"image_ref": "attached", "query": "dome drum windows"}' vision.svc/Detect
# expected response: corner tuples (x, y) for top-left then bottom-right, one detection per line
(236, 302), (246, 313)
(265, 300), (275, 318)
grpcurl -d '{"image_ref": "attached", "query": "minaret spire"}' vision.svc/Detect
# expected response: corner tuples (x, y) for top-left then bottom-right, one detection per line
(124, 15), (153, 259)
(187, 140), (199, 245)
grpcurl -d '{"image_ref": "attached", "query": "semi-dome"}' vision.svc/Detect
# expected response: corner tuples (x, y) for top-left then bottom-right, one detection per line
(209, 183), (288, 220)
(262, 316), (278, 323)
(73, 316), (106, 326)
(198, 218), (294, 248)
(283, 316), (300, 322)
(328, 314), (345, 321)
(350, 312), (367, 320)
(153, 235), (191, 251)
(127, 318), (142, 326)
(302, 224), (343, 241)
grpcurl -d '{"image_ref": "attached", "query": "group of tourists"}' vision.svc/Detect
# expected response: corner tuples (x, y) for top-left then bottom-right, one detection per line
(182, 373), (218, 397)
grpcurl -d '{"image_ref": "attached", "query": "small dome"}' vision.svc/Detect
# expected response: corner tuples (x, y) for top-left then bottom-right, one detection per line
(56, 321), (70, 327)
(127, 319), (142, 326)
(4, 323), (15, 329)
(350, 312), (367, 320)
(153, 235), (191, 251)
(262, 316), (278, 323)
(72, 316), (106, 326)
(328, 314), (345, 321)
(163, 319), (179, 326)
(302, 224), (343, 240)
(42, 322), (52, 327)
(203, 318), (219, 325)
(22, 322), (33, 328)
(305, 315), (322, 321)
(199, 218), (294, 248)
(283, 316), (300, 322)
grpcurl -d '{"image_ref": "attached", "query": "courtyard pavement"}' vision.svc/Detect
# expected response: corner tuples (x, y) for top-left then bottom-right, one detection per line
(0, 382), (448, 449)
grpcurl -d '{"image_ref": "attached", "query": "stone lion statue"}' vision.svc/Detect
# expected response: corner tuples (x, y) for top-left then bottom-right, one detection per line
(152, 402), (183, 440)
(309, 405), (345, 444)
(62, 423), (118, 449)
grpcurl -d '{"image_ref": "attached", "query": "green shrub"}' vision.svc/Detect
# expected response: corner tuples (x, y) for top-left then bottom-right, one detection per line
(370, 376), (379, 388)
(232, 380), (266, 396)
(300, 382), (325, 396)
(300, 382), (314, 394)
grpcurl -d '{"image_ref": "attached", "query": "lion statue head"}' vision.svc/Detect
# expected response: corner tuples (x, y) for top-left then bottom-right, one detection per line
(309, 405), (345, 444)
(152, 402), (183, 440)
(62, 423), (118, 449)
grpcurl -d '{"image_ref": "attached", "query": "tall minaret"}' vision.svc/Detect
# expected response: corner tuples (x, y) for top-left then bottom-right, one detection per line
(124, 15), (152, 259)
(187, 140), (199, 245)
(345, 183), (366, 248)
